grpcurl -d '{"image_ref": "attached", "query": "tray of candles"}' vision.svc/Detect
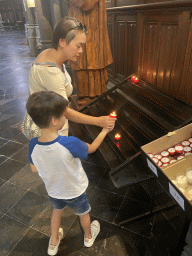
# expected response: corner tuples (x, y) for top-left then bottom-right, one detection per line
(141, 123), (192, 220)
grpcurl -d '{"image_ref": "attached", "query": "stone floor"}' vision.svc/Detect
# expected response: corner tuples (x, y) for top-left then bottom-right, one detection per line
(0, 31), (190, 256)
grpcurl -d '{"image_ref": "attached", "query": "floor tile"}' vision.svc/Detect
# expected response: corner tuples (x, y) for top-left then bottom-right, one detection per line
(0, 137), (9, 147)
(0, 127), (22, 141)
(114, 198), (152, 236)
(33, 203), (77, 237)
(0, 159), (25, 180)
(29, 179), (49, 198)
(0, 155), (8, 165)
(150, 212), (177, 255)
(0, 181), (27, 214)
(0, 178), (6, 188)
(6, 190), (49, 226)
(0, 215), (29, 256)
(97, 170), (128, 197)
(11, 144), (29, 164)
(9, 164), (41, 189)
(57, 216), (109, 256)
(8, 228), (49, 256)
(0, 140), (25, 157)
(88, 187), (124, 223)
(98, 224), (141, 256)
(125, 182), (151, 203)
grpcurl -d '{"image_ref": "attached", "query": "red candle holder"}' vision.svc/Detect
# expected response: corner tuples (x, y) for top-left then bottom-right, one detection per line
(134, 77), (139, 83)
(115, 133), (121, 141)
(109, 112), (117, 118)
(131, 76), (136, 82)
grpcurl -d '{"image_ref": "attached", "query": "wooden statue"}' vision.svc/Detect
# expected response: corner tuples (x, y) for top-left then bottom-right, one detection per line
(67, 0), (113, 100)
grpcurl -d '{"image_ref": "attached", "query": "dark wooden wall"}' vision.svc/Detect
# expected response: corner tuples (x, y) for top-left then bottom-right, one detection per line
(107, 1), (192, 107)
(0, 0), (24, 23)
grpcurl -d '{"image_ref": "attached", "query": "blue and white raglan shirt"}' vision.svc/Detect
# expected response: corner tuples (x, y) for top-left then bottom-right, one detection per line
(29, 135), (89, 199)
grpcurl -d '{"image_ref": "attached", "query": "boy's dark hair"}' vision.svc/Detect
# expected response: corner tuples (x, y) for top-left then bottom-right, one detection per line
(26, 91), (69, 129)
(52, 16), (87, 49)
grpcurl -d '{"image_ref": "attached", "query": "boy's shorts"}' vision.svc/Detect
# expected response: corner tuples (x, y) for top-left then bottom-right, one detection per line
(49, 191), (91, 216)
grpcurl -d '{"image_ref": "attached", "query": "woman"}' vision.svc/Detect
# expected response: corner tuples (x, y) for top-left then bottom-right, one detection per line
(28, 17), (115, 136)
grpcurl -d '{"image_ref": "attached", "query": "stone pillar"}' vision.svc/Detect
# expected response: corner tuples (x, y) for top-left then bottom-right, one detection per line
(49, 0), (61, 29)
(23, 0), (39, 57)
(34, 0), (53, 50)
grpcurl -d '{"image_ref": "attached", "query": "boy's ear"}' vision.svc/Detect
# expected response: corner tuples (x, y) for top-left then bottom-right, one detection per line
(51, 116), (58, 126)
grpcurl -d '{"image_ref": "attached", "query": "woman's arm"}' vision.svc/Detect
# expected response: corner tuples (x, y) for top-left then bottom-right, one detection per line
(65, 107), (116, 128)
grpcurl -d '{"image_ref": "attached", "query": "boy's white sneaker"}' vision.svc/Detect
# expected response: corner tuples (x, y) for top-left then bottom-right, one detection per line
(84, 220), (100, 247)
(47, 227), (63, 255)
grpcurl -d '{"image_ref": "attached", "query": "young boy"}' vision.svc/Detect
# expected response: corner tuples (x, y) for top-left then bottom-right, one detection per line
(27, 91), (114, 256)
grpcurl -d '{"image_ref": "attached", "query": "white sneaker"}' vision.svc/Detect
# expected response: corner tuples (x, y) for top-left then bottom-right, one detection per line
(84, 220), (100, 247)
(47, 228), (63, 255)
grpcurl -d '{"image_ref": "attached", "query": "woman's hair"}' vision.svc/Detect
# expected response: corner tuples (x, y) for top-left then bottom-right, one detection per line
(52, 17), (87, 49)
(26, 91), (69, 129)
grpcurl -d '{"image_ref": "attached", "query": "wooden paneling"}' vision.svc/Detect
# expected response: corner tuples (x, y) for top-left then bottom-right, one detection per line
(140, 17), (179, 95)
(115, 16), (136, 80)
(107, 1), (192, 106)
(180, 19), (192, 106)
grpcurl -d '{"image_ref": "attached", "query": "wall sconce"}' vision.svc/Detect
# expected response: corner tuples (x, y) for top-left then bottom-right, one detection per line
(27, 0), (35, 8)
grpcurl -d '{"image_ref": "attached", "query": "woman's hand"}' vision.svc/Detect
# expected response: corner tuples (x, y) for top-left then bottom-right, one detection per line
(97, 116), (116, 129)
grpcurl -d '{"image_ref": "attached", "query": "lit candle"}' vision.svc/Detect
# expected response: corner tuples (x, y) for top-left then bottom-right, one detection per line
(134, 77), (139, 83)
(109, 112), (117, 118)
(131, 75), (136, 81)
(115, 133), (121, 141)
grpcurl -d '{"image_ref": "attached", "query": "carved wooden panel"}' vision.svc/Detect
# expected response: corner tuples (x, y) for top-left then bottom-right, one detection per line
(180, 19), (192, 106)
(140, 21), (178, 95)
(116, 16), (136, 80)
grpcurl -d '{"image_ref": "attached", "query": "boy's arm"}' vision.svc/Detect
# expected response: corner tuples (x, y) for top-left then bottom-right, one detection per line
(86, 127), (113, 154)
(30, 163), (38, 172)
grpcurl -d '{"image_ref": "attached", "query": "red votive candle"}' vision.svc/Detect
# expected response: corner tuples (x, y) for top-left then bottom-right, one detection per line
(175, 145), (184, 154)
(115, 133), (121, 141)
(152, 157), (159, 164)
(161, 157), (170, 164)
(134, 77), (139, 83)
(147, 153), (154, 158)
(131, 76), (136, 81)
(109, 112), (117, 118)
(161, 151), (169, 157)
(168, 147), (176, 156)
(182, 141), (190, 146)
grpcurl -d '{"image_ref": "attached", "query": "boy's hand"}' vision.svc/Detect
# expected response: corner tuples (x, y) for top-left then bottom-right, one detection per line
(102, 123), (114, 133)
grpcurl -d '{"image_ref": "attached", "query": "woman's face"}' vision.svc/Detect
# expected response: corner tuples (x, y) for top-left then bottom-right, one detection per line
(61, 32), (86, 62)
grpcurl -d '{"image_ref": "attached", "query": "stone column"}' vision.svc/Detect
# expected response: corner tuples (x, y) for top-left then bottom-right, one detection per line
(23, 0), (39, 57)
(49, 0), (61, 29)
(34, 0), (53, 51)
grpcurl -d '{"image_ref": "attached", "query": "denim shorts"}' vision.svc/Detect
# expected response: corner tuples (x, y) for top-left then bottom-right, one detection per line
(49, 191), (91, 216)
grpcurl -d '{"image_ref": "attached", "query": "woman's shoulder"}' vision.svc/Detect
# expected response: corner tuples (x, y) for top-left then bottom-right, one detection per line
(35, 49), (53, 62)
